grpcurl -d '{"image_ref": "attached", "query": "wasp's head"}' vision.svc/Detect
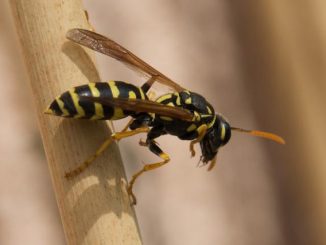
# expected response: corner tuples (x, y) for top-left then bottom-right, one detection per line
(200, 114), (231, 163)
(199, 113), (286, 166)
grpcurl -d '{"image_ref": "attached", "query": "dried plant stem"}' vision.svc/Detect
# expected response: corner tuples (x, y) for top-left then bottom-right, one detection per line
(10, 0), (142, 244)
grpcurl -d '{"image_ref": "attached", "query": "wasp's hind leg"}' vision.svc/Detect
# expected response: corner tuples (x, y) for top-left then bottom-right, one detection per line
(127, 127), (169, 205)
(141, 76), (158, 93)
(65, 126), (149, 178)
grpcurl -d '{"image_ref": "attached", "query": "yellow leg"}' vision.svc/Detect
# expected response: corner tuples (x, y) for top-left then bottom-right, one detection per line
(189, 124), (208, 157)
(207, 155), (217, 171)
(127, 152), (170, 205)
(65, 127), (149, 178)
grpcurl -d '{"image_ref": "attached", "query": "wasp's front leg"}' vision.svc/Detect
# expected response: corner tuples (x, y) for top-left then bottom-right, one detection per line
(189, 124), (208, 157)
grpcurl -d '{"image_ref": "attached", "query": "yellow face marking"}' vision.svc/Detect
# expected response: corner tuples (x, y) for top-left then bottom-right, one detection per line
(220, 123), (226, 141)
(156, 94), (172, 103)
(187, 124), (197, 132)
(129, 91), (137, 99)
(56, 98), (69, 116)
(108, 81), (120, 98)
(70, 89), (85, 119)
(88, 83), (104, 120)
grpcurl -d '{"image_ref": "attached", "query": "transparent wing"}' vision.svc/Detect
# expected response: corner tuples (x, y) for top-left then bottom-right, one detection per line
(67, 29), (185, 92)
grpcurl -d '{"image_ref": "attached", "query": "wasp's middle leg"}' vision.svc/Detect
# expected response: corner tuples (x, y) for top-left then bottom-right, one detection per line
(140, 76), (158, 93)
(128, 126), (169, 205)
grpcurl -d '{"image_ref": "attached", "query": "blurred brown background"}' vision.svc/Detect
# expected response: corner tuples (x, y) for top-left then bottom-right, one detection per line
(1, 0), (326, 244)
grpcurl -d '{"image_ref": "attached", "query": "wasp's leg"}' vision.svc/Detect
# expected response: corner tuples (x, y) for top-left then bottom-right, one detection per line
(207, 155), (217, 171)
(127, 127), (168, 205)
(141, 76), (158, 93)
(65, 127), (149, 178)
(128, 144), (170, 205)
(189, 124), (208, 157)
(129, 113), (153, 130)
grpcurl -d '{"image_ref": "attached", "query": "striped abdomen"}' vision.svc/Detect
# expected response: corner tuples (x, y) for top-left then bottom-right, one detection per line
(46, 81), (146, 120)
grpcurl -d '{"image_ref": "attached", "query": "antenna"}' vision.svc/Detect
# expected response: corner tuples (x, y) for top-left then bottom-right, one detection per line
(231, 127), (285, 144)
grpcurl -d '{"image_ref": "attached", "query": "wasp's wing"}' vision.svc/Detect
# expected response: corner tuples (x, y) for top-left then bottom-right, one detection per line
(67, 29), (185, 92)
(79, 96), (193, 121)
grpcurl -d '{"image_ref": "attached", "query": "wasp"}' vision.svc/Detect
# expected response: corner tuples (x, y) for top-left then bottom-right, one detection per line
(45, 29), (285, 204)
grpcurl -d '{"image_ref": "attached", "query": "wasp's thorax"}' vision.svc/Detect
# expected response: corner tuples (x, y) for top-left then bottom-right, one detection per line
(200, 114), (231, 163)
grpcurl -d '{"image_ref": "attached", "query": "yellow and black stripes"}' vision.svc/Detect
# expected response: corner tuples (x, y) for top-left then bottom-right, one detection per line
(154, 90), (216, 138)
(179, 91), (215, 117)
(155, 93), (176, 104)
(46, 81), (147, 120)
(87, 83), (103, 120)
(155, 93), (181, 121)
